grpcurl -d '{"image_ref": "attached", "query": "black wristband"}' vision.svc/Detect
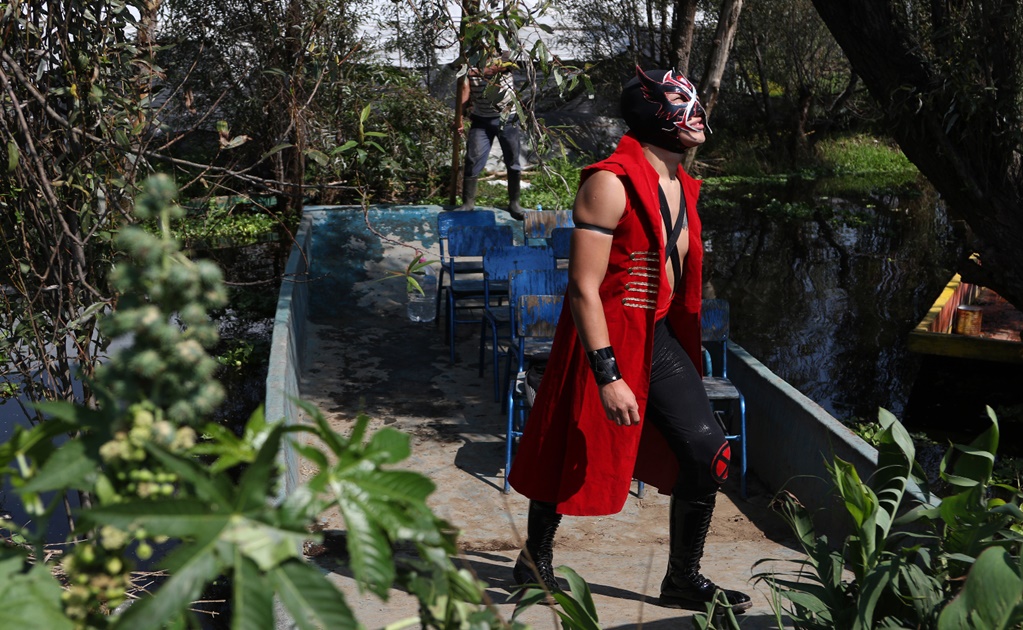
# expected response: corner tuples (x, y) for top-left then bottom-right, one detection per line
(587, 346), (622, 386)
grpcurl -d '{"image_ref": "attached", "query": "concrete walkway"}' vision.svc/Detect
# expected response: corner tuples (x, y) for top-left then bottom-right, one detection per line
(293, 227), (805, 628)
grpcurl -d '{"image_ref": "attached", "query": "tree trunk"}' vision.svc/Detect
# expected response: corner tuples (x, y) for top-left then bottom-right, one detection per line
(810, 0), (1023, 311)
(684, 0), (743, 170)
(285, 0), (305, 222)
(668, 0), (697, 74)
(449, 0), (479, 205)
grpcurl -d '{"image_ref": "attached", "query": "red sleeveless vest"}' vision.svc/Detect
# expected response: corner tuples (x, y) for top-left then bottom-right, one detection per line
(507, 133), (704, 516)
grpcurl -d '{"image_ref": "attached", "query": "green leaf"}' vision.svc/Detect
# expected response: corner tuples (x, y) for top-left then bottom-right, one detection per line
(223, 135), (251, 150)
(873, 409), (915, 535)
(941, 408), (998, 488)
(114, 536), (223, 629)
(0, 416), (76, 469)
(304, 149), (329, 166)
(6, 141), (18, 172)
(86, 498), (232, 539)
(0, 558), (75, 630)
(19, 439), (96, 493)
(297, 400), (349, 457)
(234, 424), (283, 511)
(557, 565), (599, 624)
(146, 444), (234, 505)
(67, 300), (108, 329)
(359, 104), (372, 124)
(231, 554), (274, 630)
(220, 517), (306, 571)
(268, 559), (357, 630)
(336, 493), (394, 596)
(854, 562), (892, 630)
(363, 427), (412, 465)
(260, 143), (293, 160)
(938, 547), (1023, 630)
(832, 457), (877, 545)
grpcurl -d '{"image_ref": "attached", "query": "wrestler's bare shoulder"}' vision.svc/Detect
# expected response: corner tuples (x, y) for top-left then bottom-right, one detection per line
(580, 169), (626, 196)
(575, 170), (626, 227)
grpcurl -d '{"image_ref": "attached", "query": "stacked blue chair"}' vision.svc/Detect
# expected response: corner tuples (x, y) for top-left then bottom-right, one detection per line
(444, 224), (514, 363)
(503, 269), (569, 493)
(522, 209), (574, 246)
(478, 245), (556, 400)
(550, 227), (572, 262)
(435, 210), (497, 322)
(639, 300), (748, 499)
(700, 299), (748, 498)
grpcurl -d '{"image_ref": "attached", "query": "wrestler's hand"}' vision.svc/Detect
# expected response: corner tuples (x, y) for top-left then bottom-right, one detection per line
(598, 380), (641, 426)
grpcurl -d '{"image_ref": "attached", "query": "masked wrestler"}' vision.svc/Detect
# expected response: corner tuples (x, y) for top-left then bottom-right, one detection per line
(507, 66), (752, 614)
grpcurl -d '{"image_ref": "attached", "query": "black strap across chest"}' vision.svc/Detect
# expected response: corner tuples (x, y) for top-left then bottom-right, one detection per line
(657, 185), (687, 289)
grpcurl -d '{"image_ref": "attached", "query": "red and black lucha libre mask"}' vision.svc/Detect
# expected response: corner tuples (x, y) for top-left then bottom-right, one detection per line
(620, 66), (709, 152)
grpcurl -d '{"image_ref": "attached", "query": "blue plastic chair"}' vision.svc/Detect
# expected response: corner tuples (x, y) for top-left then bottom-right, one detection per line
(522, 209), (574, 245)
(700, 298), (748, 498)
(500, 268), (568, 410)
(550, 227), (572, 261)
(444, 225), (514, 363)
(636, 299), (747, 501)
(504, 289), (565, 493)
(435, 210), (497, 322)
(478, 245), (556, 400)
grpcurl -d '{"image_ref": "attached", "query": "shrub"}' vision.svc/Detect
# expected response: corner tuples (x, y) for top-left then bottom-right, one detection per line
(755, 407), (1023, 629)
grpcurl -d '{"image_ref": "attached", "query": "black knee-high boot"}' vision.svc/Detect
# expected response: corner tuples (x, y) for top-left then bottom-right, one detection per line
(512, 500), (562, 592)
(659, 493), (752, 612)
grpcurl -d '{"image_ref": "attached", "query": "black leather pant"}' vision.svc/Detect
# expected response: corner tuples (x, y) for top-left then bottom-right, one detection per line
(645, 319), (729, 500)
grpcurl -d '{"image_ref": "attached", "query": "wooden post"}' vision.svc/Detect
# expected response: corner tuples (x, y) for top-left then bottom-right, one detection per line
(449, 74), (466, 206)
(448, 0), (479, 205)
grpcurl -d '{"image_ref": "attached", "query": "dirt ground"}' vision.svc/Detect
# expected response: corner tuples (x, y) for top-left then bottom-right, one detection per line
(294, 274), (804, 629)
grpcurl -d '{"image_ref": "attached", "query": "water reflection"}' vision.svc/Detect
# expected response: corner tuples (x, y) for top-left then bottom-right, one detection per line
(702, 176), (963, 421)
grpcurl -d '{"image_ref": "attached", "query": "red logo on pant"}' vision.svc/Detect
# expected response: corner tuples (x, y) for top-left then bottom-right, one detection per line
(711, 442), (731, 484)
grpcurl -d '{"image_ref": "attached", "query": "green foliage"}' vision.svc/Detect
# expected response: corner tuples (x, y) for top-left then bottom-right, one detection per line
(521, 157), (584, 212)
(314, 65), (455, 203)
(756, 407), (1023, 629)
(937, 547), (1023, 629)
(161, 197), (279, 248)
(816, 135), (917, 176)
(424, 157), (583, 211)
(214, 338), (267, 373)
(512, 566), (600, 629)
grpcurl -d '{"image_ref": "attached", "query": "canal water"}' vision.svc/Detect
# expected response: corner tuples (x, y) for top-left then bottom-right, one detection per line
(699, 175), (963, 423)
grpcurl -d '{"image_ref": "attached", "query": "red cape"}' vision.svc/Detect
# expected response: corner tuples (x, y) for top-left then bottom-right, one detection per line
(508, 133), (704, 516)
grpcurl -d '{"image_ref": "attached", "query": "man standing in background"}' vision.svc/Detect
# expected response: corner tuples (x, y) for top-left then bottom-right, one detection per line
(453, 47), (525, 220)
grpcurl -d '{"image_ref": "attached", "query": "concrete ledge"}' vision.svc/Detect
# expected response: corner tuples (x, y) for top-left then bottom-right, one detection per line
(730, 341), (930, 544)
(266, 213), (313, 501)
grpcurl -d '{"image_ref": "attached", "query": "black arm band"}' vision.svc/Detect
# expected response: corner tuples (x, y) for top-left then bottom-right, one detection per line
(587, 346), (622, 386)
(575, 222), (615, 236)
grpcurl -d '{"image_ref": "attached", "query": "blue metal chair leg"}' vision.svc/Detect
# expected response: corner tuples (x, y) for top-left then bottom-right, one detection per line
(447, 292), (456, 364)
(738, 394), (747, 499)
(504, 371), (518, 494)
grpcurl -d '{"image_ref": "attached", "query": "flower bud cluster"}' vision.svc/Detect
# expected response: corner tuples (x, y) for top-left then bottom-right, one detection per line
(60, 178), (229, 624)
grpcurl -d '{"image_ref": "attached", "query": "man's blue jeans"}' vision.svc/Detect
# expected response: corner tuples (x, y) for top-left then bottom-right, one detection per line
(464, 114), (521, 177)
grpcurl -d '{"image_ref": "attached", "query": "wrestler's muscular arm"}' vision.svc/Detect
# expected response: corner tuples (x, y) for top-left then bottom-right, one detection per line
(568, 170), (642, 427)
